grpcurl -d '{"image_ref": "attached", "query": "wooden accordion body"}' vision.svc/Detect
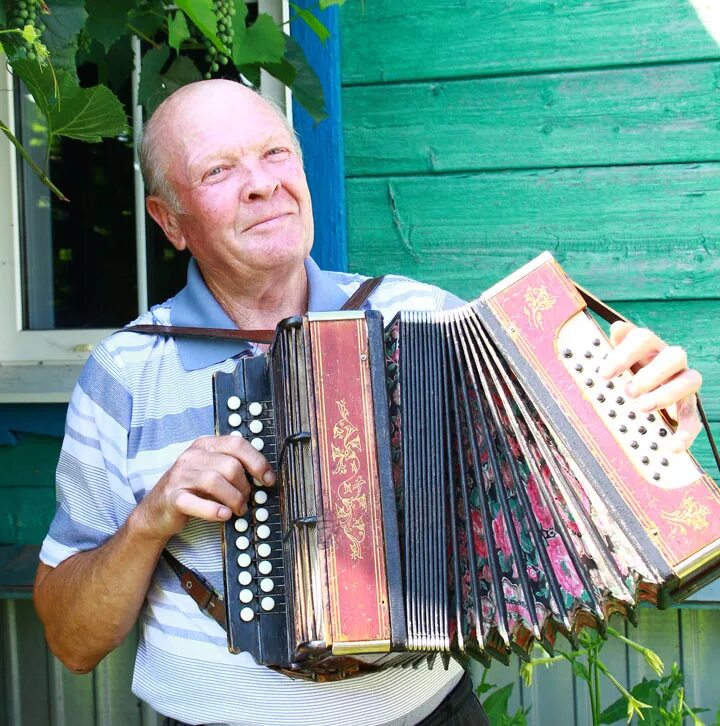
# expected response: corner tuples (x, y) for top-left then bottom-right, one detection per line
(213, 253), (720, 677)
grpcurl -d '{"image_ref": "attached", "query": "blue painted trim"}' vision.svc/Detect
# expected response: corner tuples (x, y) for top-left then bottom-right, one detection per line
(290, 2), (348, 272)
(0, 404), (67, 446)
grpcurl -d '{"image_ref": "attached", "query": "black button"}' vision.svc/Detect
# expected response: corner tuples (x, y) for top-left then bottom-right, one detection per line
(607, 381), (615, 389)
(619, 425), (627, 433)
(641, 456), (649, 464)
(653, 473), (661, 481)
(631, 441), (639, 449)
(609, 410), (617, 418)
(650, 442), (659, 451)
(659, 428), (668, 437)
(584, 351), (593, 359)
(661, 458), (669, 466)
(616, 396), (625, 405)
(563, 348), (573, 358)
(597, 393), (606, 402)
(585, 378), (594, 387)
(647, 414), (656, 422)
(575, 363), (583, 372)
(628, 412), (636, 420)
(638, 426), (647, 435)
(593, 338), (601, 346)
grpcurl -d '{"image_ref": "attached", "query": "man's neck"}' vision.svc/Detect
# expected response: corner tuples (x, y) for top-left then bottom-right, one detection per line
(200, 261), (308, 331)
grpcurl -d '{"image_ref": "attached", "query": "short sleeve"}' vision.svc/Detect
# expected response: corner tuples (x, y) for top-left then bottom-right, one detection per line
(40, 343), (135, 567)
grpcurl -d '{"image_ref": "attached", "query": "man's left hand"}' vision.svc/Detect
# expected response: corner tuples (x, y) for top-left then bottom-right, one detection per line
(597, 321), (703, 451)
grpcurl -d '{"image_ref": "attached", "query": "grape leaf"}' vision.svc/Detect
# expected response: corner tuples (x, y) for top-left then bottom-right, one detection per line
(85, 0), (137, 52)
(233, 13), (285, 65)
(283, 35), (327, 122)
(127, 0), (165, 39)
(158, 56), (201, 97)
(231, 0), (248, 52)
(138, 44), (171, 111)
(289, 3), (330, 43)
(481, 683), (515, 725)
(41, 0), (87, 75)
(0, 1), (7, 26)
(175, 0), (227, 54)
(10, 59), (128, 143)
(168, 10), (191, 52)
(319, 0), (346, 7)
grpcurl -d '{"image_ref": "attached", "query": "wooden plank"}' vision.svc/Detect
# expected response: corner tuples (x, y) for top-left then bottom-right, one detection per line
(346, 163), (720, 301)
(523, 645), (575, 726)
(0, 486), (57, 546)
(679, 609), (720, 717)
(341, 0), (720, 85)
(0, 545), (40, 598)
(0, 433), (62, 488)
(49, 655), (95, 726)
(344, 62), (720, 176)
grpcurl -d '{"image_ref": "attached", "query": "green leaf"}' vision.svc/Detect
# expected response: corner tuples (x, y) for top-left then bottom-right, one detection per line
(10, 60), (127, 143)
(85, 0), (136, 52)
(0, 1), (7, 26)
(41, 0), (87, 74)
(482, 683), (515, 725)
(233, 13), (285, 65)
(231, 0), (249, 50)
(138, 44), (171, 112)
(127, 0), (165, 39)
(319, 0), (346, 7)
(279, 34), (326, 122)
(158, 55), (201, 96)
(168, 10), (191, 52)
(175, 0), (227, 54)
(289, 3), (330, 43)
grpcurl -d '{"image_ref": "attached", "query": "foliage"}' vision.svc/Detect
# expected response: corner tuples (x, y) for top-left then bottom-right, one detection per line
(0, 0), (345, 199)
(517, 625), (718, 726)
(476, 670), (530, 726)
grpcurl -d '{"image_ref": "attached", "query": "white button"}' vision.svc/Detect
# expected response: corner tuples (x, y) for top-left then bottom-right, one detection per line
(258, 560), (272, 575)
(248, 402), (263, 417)
(260, 596), (275, 611)
(235, 536), (250, 550)
(249, 419), (263, 434)
(257, 543), (272, 558)
(255, 507), (269, 523)
(240, 607), (255, 622)
(229, 430), (244, 438)
(251, 437), (264, 451)
(256, 524), (271, 539)
(239, 588), (254, 603)
(227, 396), (241, 411)
(234, 518), (249, 533)
(238, 571), (252, 586)
(228, 413), (242, 428)
(260, 578), (274, 593)
(254, 490), (268, 505)
(237, 553), (251, 568)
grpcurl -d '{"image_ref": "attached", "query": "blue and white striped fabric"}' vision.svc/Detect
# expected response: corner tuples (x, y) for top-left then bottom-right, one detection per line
(40, 258), (466, 726)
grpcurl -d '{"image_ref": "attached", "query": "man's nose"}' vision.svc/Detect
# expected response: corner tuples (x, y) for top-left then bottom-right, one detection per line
(241, 162), (280, 202)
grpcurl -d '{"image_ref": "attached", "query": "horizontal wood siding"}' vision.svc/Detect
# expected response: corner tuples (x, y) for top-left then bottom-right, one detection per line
(341, 0), (720, 84)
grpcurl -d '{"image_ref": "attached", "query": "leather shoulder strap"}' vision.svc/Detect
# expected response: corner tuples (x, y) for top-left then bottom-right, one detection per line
(123, 276), (386, 343)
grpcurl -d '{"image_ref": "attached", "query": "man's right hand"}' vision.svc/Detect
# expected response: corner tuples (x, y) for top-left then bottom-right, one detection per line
(132, 434), (277, 542)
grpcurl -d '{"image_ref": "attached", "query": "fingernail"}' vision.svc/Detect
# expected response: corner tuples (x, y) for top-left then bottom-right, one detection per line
(262, 470), (276, 486)
(218, 506), (232, 520)
(625, 381), (638, 398)
(636, 395), (654, 412)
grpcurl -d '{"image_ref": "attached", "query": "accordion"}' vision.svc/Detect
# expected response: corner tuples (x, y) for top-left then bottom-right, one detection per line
(213, 252), (720, 678)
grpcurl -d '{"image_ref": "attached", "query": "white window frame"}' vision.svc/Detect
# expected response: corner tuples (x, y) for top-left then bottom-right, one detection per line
(0, 0), (291, 401)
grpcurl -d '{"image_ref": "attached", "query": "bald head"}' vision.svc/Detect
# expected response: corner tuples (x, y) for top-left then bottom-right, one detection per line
(139, 80), (301, 211)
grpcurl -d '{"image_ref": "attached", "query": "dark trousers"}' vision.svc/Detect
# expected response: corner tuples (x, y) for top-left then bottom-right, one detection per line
(163, 671), (489, 726)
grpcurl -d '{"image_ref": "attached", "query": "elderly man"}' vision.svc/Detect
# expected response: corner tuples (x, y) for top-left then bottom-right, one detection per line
(33, 80), (703, 726)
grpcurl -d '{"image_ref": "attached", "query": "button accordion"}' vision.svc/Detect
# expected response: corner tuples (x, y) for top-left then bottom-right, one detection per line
(213, 252), (720, 679)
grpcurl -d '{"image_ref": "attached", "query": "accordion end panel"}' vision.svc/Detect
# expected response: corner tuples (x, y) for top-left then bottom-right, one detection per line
(478, 253), (720, 608)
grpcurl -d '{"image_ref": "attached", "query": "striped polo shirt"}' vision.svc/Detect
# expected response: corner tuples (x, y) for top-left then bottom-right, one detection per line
(40, 257), (466, 726)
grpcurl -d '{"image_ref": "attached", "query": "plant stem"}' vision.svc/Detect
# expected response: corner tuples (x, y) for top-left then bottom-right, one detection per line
(0, 119), (68, 201)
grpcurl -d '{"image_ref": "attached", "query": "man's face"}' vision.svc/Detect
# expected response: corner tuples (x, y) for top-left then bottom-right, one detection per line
(156, 83), (314, 281)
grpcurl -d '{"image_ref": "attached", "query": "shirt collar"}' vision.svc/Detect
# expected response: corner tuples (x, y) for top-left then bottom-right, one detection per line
(170, 257), (350, 371)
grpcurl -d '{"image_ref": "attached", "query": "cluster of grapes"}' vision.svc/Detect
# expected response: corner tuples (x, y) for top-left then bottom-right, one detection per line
(201, 0), (237, 79)
(6, 0), (44, 61)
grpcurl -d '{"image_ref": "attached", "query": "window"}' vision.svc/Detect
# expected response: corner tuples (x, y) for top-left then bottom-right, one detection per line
(0, 1), (291, 400)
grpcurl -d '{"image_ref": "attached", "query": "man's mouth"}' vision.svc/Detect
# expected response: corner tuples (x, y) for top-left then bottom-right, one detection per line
(244, 212), (292, 232)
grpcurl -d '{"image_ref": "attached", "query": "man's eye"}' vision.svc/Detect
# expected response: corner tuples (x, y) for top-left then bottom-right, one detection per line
(267, 147), (289, 159)
(205, 166), (225, 179)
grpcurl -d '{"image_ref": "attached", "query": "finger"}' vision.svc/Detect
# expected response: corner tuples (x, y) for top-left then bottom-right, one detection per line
(196, 435), (276, 486)
(598, 326), (665, 379)
(634, 368), (703, 413)
(669, 396), (703, 452)
(608, 320), (635, 347)
(189, 468), (250, 516)
(172, 489), (234, 522)
(624, 346), (688, 398)
(203, 452), (252, 500)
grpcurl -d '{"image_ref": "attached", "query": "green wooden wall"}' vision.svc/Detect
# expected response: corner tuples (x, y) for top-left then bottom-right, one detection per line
(340, 1), (720, 722)
(340, 0), (720, 475)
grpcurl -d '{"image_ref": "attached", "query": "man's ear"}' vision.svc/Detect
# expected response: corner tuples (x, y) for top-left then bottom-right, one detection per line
(146, 195), (187, 251)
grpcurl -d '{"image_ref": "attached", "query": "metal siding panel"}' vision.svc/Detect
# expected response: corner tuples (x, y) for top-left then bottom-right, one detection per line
(680, 609), (720, 716)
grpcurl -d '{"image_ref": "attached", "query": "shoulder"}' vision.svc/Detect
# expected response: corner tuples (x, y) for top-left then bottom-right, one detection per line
(326, 270), (464, 317)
